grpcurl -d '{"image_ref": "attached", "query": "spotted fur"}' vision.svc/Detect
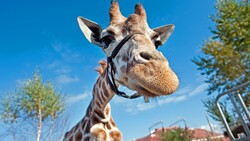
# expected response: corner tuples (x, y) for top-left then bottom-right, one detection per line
(64, 1), (179, 141)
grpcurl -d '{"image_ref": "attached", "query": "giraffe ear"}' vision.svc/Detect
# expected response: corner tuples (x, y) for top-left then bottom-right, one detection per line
(153, 24), (175, 46)
(77, 16), (103, 47)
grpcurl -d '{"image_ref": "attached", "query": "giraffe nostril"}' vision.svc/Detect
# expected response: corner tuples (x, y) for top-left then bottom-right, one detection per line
(139, 52), (152, 61)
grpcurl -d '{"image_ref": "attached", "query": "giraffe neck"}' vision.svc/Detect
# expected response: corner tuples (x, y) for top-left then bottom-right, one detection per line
(63, 67), (123, 141)
(90, 68), (116, 122)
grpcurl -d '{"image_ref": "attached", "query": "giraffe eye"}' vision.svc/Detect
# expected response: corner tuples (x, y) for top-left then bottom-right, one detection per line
(101, 35), (115, 49)
(151, 34), (162, 48)
(154, 40), (162, 48)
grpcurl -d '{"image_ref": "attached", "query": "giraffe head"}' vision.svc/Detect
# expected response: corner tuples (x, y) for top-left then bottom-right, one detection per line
(78, 2), (179, 98)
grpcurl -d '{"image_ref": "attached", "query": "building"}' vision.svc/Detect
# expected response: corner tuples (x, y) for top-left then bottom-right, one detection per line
(134, 127), (230, 141)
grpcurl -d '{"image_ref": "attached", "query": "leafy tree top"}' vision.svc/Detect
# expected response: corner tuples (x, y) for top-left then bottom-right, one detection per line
(21, 70), (64, 120)
(192, 0), (250, 95)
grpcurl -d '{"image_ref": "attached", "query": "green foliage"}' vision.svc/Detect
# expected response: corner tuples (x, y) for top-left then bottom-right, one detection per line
(192, 0), (250, 95)
(20, 71), (64, 120)
(45, 82), (65, 120)
(192, 0), (250, 129)
(0, 93), (21, 124)
(0, 70), (65, 140)
(244, 92), (250, 107)
(203, 98), (234, 123)
(161, 128), (193, 141)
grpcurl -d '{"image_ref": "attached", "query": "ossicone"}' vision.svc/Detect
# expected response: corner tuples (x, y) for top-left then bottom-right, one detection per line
(109, 1), (126, 24)
(134, 3), (147, 20)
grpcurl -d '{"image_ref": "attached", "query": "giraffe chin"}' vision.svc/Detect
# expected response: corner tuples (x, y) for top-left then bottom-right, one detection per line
(132, 84), (168, 98)
(126, 62), (179, 97)
(125, 74), (179, 98)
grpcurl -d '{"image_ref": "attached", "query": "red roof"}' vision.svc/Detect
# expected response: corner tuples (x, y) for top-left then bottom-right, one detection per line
(134, 127), (230, 141)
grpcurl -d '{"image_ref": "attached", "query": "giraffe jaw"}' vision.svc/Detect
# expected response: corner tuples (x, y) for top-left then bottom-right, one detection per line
(132, 81), (177, 98)
(133, 84), (159, 97)
(126, 60), (179, 98)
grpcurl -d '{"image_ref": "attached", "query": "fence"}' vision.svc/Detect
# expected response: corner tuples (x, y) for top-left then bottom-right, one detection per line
(215, 81), (250, 141)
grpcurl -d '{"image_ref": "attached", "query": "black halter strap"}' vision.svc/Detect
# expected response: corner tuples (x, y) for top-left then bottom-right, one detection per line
(107, 32), (143, 99)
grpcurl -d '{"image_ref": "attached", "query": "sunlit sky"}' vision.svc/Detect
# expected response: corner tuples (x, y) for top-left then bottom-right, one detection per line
(0, 0), (221, 140)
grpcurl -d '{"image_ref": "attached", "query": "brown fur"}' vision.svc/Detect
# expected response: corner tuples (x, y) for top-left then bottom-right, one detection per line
(95, 60), (107, 75)
(64, 1), (179, 140)
(134, 3), (147, 20)
(109, 2), (126, 24)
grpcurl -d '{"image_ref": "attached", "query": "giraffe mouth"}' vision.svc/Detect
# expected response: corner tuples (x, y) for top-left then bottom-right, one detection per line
(127, 60), (179, 97)
(133, 84), (162, 97)
(132, 75), (179, 98)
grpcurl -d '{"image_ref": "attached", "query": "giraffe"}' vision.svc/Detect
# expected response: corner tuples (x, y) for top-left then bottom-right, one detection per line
(63, 1), (179, 141)
(63, 60), (122, 141)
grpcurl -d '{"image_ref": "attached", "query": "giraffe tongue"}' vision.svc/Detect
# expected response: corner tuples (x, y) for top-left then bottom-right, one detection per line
(144, 96), (149, 103)
(131, 92), (149, 103)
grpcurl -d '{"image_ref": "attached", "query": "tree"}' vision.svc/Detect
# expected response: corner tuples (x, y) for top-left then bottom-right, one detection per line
(192, 0), (250, 95)
(192, 0), (250, 125)
(161, 128), (193, 141)
(0, 93), (21, 141)
(45, 82), (65, 141)
(202, 98), (234, 124)
(0, 70), (65, 141)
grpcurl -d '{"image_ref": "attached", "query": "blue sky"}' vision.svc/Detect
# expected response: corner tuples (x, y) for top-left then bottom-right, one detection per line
(0, 0), (221, 140)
